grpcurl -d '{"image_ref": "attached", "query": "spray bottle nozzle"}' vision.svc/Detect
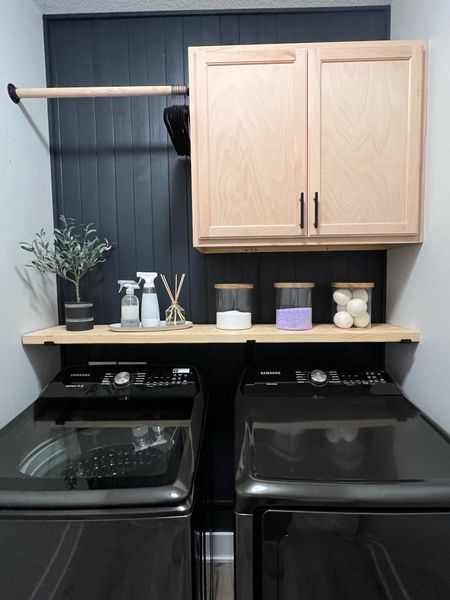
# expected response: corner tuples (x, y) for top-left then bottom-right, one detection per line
(118, 280), (140, 294)
(136, 272), (158, 288)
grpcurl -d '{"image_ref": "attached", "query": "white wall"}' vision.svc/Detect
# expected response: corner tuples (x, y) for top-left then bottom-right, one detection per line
(387, 0), (450, 433)
(0, 1), (59, 428)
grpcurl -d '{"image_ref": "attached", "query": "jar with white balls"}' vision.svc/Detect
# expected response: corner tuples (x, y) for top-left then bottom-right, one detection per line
(331, 282), (373, 329)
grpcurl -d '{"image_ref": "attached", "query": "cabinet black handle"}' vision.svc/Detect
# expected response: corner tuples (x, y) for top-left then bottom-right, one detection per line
(299, 192), (305, 229)
(313, 192), (319, 228)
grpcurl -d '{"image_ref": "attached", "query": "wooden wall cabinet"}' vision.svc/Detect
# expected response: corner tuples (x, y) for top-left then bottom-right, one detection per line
(189, 40), (426, 252)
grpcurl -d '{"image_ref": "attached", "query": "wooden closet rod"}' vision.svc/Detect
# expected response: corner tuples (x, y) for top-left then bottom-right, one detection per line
(7, 83), (188, 103)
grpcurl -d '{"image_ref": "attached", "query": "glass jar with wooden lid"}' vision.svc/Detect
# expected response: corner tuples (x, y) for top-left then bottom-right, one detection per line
(274, 282), (314, 330)
(214, 284), (254, 330)
(331, 282), (374, 329)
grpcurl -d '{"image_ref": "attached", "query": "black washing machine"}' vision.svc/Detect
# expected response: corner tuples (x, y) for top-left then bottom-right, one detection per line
(0, 364), (206, 600)
(235, 366), (450, 600)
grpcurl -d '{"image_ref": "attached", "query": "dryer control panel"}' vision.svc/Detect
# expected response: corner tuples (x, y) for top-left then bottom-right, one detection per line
(243, 368), (399, 396)
(295, 369), (388, 386)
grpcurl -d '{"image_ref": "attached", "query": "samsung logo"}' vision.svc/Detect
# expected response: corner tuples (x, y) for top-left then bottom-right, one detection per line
(71, 373), (90, 377)
(260, 371), (281, 375)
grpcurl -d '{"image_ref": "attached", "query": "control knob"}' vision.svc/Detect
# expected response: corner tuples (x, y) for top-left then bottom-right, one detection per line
(114, 371), (131, 387)
(310, 369), (328, 385)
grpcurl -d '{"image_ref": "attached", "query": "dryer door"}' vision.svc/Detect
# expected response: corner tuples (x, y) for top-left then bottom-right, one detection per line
(259, 509), (450, 600)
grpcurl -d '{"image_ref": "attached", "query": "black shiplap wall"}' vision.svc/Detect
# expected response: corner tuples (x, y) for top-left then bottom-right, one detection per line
(45, 9), (390, 506)
(45, 8), (389, 330)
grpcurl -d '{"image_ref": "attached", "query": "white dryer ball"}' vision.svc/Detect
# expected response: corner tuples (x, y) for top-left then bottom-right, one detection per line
(352, 288), (369, 303)
(347, 298), (367, 318)
(326, 428), (341, 444)
(353, 312), (370, 328)
(333, 311), (353, 329)
(339, 426), (359, 443)
(337, 305), (347, 312)
(333, 289), (352, 306)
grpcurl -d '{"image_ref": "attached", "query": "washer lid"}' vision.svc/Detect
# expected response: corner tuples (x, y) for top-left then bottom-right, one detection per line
(235, 394), (450, 509)
(0, 392), (203, 510)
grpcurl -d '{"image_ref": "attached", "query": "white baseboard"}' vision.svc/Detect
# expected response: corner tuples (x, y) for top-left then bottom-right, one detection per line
(205, 531), (234, 562)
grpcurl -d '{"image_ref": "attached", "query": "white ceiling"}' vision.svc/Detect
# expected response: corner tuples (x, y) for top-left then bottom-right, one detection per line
(34, 0), (391, 15)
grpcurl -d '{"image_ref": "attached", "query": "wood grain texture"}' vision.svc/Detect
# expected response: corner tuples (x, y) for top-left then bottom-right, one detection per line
(194, 238), (421, 252)
(23, 323), (420, 345)
(190, 40), (426, 249)
(308, 41), (426, 238)
(16, 85), (186, 99)
(204, 47), (297, 64)
(190, 46), (307, 241)
(208, 561), (234, 600)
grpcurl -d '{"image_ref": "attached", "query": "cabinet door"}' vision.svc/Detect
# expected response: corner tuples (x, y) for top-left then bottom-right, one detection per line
(308, 42), (425, 238)
(190, 47), (307, 243)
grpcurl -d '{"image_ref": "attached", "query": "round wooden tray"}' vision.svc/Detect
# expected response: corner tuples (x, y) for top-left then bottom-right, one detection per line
(109, 321), (193, 332)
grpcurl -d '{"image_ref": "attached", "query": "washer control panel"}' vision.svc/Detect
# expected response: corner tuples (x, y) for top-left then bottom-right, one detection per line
(101, 367), (192, 388)
(43, 365), (198, 398)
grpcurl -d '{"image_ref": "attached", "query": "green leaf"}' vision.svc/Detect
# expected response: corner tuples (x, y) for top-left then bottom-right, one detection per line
(19, 214), (112, 293)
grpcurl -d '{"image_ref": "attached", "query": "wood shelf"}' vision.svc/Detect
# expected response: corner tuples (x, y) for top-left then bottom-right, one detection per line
(22, 324), (420, 345)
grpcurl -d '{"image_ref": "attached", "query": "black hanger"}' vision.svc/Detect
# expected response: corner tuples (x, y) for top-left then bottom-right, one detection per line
(164, 104), (190, 157)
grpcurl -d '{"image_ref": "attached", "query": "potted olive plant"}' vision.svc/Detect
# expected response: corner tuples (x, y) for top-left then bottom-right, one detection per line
(21, 216), (111, 330)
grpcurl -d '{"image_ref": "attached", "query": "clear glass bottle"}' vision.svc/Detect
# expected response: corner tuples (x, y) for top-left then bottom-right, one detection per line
(331, 282), (374, 329)
(215, 284), (253, 330)
(118, 281), (140, 327)
(274, 283), (314, 330)
(165, 302), (186, 326)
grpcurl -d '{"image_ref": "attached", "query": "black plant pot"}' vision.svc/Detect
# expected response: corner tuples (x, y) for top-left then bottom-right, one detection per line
(64, 301), (94, 331)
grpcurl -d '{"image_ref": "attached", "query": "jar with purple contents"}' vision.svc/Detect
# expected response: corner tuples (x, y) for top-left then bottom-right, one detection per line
(274, 283), (314, 330)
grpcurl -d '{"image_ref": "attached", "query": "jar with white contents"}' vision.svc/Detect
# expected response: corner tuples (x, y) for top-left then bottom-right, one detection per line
(331, 282), (374, 329)
(215, 284), (253, 330)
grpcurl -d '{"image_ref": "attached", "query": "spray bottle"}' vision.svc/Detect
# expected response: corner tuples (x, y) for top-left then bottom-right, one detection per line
(137, 272), (160, 327)
(118, 280), (140, 327)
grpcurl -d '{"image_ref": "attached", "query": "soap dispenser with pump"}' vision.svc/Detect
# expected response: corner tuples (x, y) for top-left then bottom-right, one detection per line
(118, 280), (140, 327)
(137, 272), (160, 327)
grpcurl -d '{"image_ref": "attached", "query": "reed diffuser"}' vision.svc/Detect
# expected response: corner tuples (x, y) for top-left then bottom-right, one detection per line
(161, 273), (186, 325)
